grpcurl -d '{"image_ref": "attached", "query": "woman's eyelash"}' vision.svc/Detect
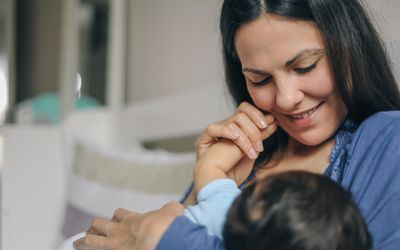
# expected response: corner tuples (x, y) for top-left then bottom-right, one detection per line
(294, 61), (318, 74)
(249, 59), (320, 86)
(251, 76), (272, 86)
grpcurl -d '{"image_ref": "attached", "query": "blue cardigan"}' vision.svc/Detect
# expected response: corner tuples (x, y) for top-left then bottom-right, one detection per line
(157, 111), (400, 250)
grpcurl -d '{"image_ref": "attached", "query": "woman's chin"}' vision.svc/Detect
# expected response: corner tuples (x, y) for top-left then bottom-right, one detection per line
(293, 133), (335, 148)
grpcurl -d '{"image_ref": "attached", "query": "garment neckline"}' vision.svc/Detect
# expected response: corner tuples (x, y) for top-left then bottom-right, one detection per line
(323, 117), (359, 179)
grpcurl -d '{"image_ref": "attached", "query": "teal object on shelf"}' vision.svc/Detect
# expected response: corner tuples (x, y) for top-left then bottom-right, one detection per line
(29, 93), (100, 125)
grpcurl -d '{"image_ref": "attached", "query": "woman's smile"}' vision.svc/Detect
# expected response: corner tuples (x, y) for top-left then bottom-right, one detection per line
(285, 102), (323, 127)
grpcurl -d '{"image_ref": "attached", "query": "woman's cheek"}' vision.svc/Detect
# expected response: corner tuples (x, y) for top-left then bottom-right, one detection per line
(307, 68), (336, 97)
(248, 88), (275, 112)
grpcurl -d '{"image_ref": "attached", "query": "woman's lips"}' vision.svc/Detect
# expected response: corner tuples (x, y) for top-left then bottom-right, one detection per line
(286, 103), (323, 127)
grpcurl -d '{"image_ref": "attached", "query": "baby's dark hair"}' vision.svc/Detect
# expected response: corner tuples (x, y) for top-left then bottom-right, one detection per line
(223, 171), (372, 250)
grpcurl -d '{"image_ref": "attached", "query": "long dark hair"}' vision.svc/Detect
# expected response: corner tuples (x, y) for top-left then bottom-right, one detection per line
(220, 0), (400, 165)
(223, 171), (373, 250)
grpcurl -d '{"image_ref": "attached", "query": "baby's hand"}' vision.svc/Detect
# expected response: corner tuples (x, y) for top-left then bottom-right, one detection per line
(194, 139), (250, 194)
(197, 139), (244, 174)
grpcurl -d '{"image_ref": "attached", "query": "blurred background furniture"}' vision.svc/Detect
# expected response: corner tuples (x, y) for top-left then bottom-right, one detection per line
(1, 83), (233, 250)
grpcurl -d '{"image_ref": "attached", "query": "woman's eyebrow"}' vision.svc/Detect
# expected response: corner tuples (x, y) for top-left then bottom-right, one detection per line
(285, 48), (324, 66)
(242, 67), (269, 75)
(242, 48), (324, 74)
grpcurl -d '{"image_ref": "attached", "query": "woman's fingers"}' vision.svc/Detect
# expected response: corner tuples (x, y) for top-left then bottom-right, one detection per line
(111, 208), (136, 223)
(86, 218), (118, 237)
(196, 102), (277, 159)
(195, 123), (241, 158)
(236, 102), (275, 129)
(203, 123), (241, 142)
(199, 121), (258, 159)
(86, 225), (107, 237)
(74, 209), (161, 250)
(233, 112), (264, 152)
(261, 121), (278, 140)
(73, 234), (110, 250)
(226, 122), (259, 159)
(227, 114), (276, 158)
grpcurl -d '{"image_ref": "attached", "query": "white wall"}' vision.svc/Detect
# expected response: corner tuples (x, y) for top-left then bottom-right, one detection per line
(364, 0), (400, 40)
(365, 0), (400, 83)
(127, 0), (224, 102)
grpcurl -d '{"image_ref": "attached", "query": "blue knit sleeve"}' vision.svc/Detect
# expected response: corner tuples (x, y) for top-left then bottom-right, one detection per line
(156, 216), (226, 250)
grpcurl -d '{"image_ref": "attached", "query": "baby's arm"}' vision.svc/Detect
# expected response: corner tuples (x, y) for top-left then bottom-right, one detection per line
(185, 139), (245, 238)
(185, 128), (274, 238)
(193, 139), (246, 195)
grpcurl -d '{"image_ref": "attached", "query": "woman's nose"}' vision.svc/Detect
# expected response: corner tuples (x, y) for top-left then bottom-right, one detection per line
(275, 79), (304, 111)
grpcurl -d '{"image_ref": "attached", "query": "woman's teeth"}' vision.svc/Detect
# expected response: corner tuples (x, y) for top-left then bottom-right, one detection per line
(291, 106), (318, 119)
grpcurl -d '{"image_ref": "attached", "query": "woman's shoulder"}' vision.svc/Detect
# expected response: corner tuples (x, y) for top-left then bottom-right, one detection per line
(358, 110), (400, 131)
(348, 110), (400, 151)
(343, 110), (400, 190)
(350, 111), (400, 143)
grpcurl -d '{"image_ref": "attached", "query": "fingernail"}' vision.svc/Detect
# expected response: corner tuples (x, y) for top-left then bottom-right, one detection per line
(230, 132), (240, 139)
(258, 119), (268, 129)
(255, 141), (263, 152)
(249, 148), (258, 159)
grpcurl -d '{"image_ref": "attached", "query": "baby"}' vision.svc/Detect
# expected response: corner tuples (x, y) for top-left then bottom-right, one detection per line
(223, 171), (373, 250)
(187, 139), (372, 250)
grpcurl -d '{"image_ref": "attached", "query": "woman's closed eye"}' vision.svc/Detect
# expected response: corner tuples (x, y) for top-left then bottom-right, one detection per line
(247, 57), (321, 87)
(250, 75), (273, 86)
(294, 58), (321, 74)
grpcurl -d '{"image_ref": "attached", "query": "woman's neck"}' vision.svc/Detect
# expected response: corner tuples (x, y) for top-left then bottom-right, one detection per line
(256, 137), (336, 179)
(285, 136), (335, 159)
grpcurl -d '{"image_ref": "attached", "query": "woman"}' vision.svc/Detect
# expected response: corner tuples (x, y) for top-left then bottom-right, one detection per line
(74, 0), (400, 249)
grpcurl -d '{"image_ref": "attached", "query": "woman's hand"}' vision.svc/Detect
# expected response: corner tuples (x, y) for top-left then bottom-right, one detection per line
(182, 102), (276, 206)
(195, 102), (276, 160)
(73, 202), (184, 250)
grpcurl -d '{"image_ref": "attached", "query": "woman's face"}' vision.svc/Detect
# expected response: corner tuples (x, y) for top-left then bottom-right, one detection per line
(234, 14), (348, 147)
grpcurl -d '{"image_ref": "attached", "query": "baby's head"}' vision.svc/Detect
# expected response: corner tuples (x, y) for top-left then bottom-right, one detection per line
(223, 171), (372, 250)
